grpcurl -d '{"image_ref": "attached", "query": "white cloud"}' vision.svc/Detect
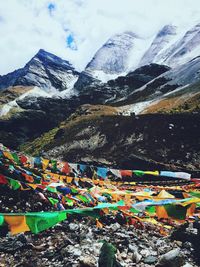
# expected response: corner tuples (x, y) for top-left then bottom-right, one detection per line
(0, 0), (200, 74)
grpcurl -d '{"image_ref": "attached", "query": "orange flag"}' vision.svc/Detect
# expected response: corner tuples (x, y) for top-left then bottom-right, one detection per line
(4, 215), (30, 235)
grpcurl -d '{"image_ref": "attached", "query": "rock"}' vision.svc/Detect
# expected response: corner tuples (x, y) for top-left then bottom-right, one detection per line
(60, 247), (69, 258)
(17, 234), (28, 244)
(175, 241), (182, 247)
(158, 244), (171, 254)
(110, 223), (121, 232)
(115, 232), (130, 239)
(120, 252), (127, 259)
(73, 248), (82, 257)
(140, 248), (151, 257)
(92, 242), (103, 257)
(157, 248), (185, 267)
(79, 255), (96, 267)
(132, 250), (142, 263)
(183, 242), (192, 249)
(128, 244), (138, 253)
(69, 223), (80, 232)
(144, 255), (157, 264)
(0, 238), (24, 253)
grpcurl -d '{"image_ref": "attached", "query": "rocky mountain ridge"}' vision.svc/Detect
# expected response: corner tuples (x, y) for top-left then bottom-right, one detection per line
(0, 49), (80, 94)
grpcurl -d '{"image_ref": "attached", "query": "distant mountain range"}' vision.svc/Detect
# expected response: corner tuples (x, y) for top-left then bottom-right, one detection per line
(0, 22), (200, 170)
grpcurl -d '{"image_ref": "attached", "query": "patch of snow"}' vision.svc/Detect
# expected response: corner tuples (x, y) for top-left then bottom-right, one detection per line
(0, 86), (52, 117)
(90, 70), (126, 83)
(0, 100), (19, 116)
(19, 86), (52, 99)
(57, 76), (78, 98)
(164, 84), (190, 96)
(118, 100), (158, 115)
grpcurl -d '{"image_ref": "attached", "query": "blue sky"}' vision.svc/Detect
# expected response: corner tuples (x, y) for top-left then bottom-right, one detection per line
(0, 0), (200, 74)
(48, 3), (56, 14)
(66, 34), (77, 50)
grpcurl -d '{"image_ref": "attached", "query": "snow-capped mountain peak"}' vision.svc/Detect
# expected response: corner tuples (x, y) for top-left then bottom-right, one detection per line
(139, 24), (178, 67)
(86, 31), (137, 74)
(159, 23), (200, 67)
(74, 31), (152, 88)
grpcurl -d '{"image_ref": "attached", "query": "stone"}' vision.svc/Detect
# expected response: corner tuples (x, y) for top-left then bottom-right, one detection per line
(183, 242), (192, 249)
(140, 248), (151, 257)
(73, 248), (82, 257)
(175, 241), (182, 247)
(120, 252), (127, 259)
(115, 232), (130, 239)
(128, 244), (138, 253)
(132, 250), (142, 263)
(69, 223), (80, 232)
(79, 255), (96, 267)
(157, 248), (185, 267)
(144, 255), (157, 264)
(110, 223), (121, 232)
(92, 242), (103, 257)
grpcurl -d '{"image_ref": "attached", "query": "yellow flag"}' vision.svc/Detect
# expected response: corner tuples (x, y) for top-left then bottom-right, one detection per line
(42, 159), (49, 170)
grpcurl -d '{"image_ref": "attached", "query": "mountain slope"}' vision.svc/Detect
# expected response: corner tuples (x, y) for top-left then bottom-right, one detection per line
(1, 21), (200, 161)
(74, 63), (170, 105)
(116, 56), (200, 107)
(142, 81), (200, 114)
(21, 104), (200, 172)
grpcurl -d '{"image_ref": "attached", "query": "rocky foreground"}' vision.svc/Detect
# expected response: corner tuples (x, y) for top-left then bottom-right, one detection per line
(0, 217), (200, 267)
(0, 145), (200, 267)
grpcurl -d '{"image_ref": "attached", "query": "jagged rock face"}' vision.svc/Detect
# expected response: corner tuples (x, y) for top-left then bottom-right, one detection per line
(73, 70), (101, 92)
(139, 25), (177, 67)
(0, 96), (82, 148)
(0, 49), (80, 92)
(108, 64), (170, 93)
(75, 64), (170, 104)
(118, 56), (200, 105)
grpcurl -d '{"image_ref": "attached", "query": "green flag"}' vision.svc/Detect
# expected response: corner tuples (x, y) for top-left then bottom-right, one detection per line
(26, 211), (67, 234)
(0, 215), (4, 226)
(164, 204), (188, 220)
(11, 153), (20, 164)
(9, 178), (21, 190)
(48, 197), (59, 206)
(133, 170), (145, 177)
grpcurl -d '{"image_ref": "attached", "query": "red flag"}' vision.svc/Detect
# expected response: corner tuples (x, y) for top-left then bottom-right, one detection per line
(62, 162), (70, 175)
(0, 174), (8, 184)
